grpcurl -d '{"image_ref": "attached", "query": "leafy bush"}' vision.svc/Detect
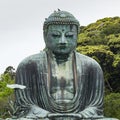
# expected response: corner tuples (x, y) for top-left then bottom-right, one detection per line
(77, 16), (120, 93)
(113, 54), (120, 69)
(104, 93), (120, 119)
(107, 34), (120, 54)
(0, 73), (14, 118)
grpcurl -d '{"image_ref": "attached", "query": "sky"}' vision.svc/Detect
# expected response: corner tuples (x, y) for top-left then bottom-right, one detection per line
(0, 0), (120, 74)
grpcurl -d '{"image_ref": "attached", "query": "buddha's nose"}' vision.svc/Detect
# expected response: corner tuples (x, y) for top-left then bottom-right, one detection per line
(59, 34), (67, 44)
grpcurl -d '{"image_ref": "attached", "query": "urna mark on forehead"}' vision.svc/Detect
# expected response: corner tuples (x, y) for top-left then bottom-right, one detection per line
(43, 9), (80, 33)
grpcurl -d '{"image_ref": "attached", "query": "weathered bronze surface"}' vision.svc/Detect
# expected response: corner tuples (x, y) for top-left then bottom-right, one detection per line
(10, 10), (118, 120)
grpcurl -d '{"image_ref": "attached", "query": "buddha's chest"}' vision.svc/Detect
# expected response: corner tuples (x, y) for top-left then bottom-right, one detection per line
(49, 59), (76, 104)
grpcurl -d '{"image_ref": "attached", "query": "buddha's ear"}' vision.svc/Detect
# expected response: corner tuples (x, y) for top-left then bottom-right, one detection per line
(43, 25), (49, 44)
(43, 31), (47, 44)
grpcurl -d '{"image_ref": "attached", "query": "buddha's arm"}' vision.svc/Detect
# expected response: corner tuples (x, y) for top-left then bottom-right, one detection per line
(79, 62), (104, 118)
(15, 62), (38, 106)
(15, 61), (50, 118)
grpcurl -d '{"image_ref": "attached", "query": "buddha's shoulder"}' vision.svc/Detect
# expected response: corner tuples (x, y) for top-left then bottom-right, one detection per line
(17, 51), (46, 67)
(76, 52), (95, 61)
(75, 52), (101, 67)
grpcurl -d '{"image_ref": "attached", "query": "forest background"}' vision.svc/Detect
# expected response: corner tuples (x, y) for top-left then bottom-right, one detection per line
(0, 16), (120, 119)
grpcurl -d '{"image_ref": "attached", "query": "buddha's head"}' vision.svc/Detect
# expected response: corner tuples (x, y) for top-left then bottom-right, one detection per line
(43, 10), (80, 56)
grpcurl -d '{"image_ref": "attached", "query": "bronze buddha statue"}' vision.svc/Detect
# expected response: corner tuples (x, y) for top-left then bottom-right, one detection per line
(13, 10), (118, 120)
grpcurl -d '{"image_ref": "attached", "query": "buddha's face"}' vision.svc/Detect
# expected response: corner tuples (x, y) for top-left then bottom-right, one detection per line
(45, 24), (77, 55)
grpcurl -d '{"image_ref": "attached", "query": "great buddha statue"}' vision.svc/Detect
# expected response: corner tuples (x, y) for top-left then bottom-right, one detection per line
(13, 10), (118, 120)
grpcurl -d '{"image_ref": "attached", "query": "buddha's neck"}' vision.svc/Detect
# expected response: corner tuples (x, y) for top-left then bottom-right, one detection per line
(47, 51), (74, 64)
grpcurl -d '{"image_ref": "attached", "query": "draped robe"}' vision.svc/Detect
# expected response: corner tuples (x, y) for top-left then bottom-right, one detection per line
(15, 51), (104, 119)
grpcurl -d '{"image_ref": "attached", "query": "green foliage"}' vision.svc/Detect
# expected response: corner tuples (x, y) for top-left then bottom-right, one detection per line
(107, 34), (120, 54)
(77, 16), (120, 93)
(0, 73), (15, 118)
(101, 17), (120, 35)
(108, 54), (120, 92)
(113, 54), (120, 68)
(77, 16), (120, 46)
(104, 93), (120, 119)
(0, 73), (14, 97)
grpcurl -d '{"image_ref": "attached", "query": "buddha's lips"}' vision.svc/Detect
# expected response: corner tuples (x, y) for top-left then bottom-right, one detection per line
(57, 45), (69, 48)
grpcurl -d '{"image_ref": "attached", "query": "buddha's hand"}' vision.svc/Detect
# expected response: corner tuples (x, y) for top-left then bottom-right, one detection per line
(26, 105), (49, 119)
(48, 113), (82, 118)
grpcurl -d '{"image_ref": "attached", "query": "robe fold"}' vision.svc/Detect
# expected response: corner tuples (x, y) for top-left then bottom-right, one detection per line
(15, 51), (104, 118)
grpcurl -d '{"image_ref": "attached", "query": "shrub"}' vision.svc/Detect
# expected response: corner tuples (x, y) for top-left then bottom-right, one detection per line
(104, 93), (120, 119)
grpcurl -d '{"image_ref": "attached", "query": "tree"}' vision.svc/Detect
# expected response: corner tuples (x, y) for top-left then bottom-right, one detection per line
(0, 66), (15, 118)
(4, 66), (16, 80)
(77, 16), (120, 93)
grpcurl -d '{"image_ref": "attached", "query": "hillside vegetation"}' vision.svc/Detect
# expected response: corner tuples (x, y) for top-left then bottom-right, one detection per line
(0, 66), (15, 118)
(77, 16), (120, 92)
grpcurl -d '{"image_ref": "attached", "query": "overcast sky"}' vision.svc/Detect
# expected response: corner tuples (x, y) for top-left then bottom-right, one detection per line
(0, 0), (120, 74)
